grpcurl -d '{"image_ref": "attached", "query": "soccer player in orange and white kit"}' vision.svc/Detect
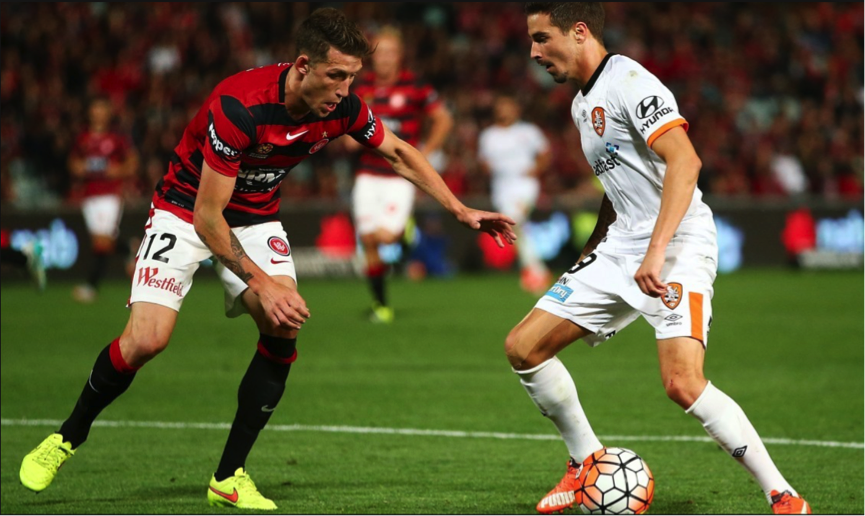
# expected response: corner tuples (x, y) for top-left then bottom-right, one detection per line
(507, 3), (810, 514)
(346, 26), (453, 323)
(20, 8), (514, 510)
(68, 97), (139, 303)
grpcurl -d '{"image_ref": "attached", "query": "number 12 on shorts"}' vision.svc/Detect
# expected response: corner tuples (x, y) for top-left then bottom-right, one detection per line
(141, 233), (177, 263)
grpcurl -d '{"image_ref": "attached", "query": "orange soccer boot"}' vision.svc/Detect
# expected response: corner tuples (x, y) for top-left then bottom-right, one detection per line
(536, 458), (581, 514)
(770, 490), (811, 514)
(521, 267), (553, 296)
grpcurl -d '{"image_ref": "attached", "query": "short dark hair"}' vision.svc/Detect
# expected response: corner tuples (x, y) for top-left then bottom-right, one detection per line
(296, 7), (373, 64)
(524, 2), (605, 41)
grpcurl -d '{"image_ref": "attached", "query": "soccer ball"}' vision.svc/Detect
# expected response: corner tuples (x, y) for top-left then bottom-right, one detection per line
(575, 447), (655, 514)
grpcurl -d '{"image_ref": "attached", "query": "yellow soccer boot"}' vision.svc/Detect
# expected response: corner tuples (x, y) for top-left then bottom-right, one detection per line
(20, 433), (75, 492)
(207, 467), (277, 510)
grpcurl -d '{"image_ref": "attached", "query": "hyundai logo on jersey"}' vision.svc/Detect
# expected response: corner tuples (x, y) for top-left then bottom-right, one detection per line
(636, 95), (664, 119)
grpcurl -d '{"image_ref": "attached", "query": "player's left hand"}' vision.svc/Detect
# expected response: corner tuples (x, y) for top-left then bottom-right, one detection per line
(457, 208), (517, 248)
(634, 249), (667, 297)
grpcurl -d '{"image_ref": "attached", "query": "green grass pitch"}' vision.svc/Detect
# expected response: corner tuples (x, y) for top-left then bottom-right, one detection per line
(1, 270), (862, 514)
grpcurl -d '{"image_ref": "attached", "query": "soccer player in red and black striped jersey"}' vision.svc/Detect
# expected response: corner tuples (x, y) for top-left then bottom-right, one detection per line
(68, 97), (139, 303)
(20, 8), (515, 510)
(347, 27), (454, 323)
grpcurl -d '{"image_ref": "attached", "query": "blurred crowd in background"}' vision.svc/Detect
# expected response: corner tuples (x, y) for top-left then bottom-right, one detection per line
(2, 2), (863, 209)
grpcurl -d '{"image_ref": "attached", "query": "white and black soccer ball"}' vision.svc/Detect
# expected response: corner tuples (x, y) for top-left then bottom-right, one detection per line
(575, 447), (655, 515)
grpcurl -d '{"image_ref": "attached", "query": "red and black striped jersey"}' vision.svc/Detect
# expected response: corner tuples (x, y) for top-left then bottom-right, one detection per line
(353, 70), (441, 177)
(153, 63), (385, 227)
(70, 130), (132, 197)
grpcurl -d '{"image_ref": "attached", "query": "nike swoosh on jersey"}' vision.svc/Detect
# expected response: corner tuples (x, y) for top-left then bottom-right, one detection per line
(270, 258), (291, 264)
(285, 130), (308, 141)
(210, 487), (239, 503)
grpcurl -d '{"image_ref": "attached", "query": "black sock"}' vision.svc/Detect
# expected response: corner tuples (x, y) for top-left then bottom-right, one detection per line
(59, 340), (137, 448)
(214, 334), (296, 481)
(367, 264), (387, 307)
(1, 248), (28, 267)
(87, 252), (110, 289)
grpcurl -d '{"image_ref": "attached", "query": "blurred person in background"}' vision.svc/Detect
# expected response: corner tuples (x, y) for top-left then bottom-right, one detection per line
(0, 228), (46, 291)
(478, 92), (552, 294)
(345, 26), (454, 324)
(68, 97), (139, 303)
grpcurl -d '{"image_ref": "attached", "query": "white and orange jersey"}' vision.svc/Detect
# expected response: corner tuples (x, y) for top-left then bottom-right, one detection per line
(571, 54), (715, 254)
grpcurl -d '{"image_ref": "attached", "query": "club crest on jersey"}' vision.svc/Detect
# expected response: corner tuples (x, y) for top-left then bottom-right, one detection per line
(99, 139), (115, 154)
(309, 139), (329, 154)
(268, 236), (290, 256)
(662, 282), (683, 310)
(249, 143), (273, 158)
(591, 107), (606, 136)
(390, 93), (406, 109)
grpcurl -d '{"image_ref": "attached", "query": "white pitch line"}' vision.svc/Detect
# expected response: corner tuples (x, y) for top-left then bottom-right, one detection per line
(2, 418), (862, 450)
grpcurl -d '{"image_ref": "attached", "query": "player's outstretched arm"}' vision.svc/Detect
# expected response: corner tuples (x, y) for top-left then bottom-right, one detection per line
(193, 162), (310, 329)
(373, 126), (517, 247)
(579, 194), (616, 261)
(634, 126), (702, 297)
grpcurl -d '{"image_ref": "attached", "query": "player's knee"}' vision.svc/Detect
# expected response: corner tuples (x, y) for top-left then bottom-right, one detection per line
(378, 231), (402, 245)
(504, 327), (530, 369)
(359, 234), (378, 248)
(92, 236), (115, 253)
(120, 328), (170, 365)
(663, 374), (706, 409)
(255, 318), (299, 340)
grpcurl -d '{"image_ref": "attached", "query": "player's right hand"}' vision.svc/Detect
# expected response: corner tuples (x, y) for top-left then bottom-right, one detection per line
(257, 280), (310, 330)
(456, 208), (517, 248)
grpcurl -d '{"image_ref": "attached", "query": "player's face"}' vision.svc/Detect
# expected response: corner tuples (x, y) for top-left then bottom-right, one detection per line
(89, 100), (112, 128)
(301, 47), (363, 117)
(527, 13), (578, 84)
(372, 34), (402, 78)
(494, 97), (520, 125)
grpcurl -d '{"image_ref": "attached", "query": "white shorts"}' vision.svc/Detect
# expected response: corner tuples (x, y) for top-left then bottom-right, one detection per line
(352, 174), (416, 236)
(535, 237), (718, 347)
(492, 177), (540, 225)
(129, 209), (297, 317)
(82, 194), (123, 238)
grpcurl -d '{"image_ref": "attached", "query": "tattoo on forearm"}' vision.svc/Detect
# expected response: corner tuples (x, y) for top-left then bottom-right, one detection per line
(582, 195), (617, 256)
(195, 229), (254, 283)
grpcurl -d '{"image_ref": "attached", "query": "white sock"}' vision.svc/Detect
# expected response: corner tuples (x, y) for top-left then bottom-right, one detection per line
(516, 357), (603, 463)
(686, 381), (796, 502)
